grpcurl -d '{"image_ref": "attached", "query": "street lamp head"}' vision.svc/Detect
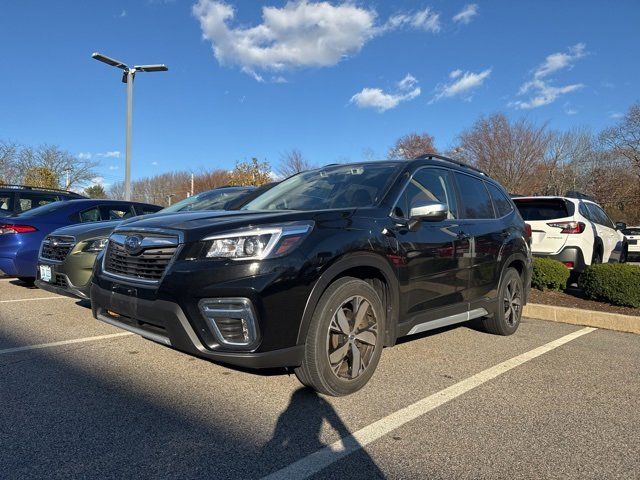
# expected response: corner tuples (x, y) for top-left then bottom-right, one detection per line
(134, 64), (169, 72)
(92, 52), (128, 70)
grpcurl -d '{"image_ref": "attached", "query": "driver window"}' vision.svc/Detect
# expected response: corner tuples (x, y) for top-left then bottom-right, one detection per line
(393, 168), (458, 220)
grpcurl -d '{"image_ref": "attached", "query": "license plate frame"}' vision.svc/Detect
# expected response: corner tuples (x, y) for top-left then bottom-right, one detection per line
(39, 264), (52, 283)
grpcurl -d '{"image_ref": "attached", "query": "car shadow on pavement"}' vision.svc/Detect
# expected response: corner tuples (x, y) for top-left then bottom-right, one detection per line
(0, 332), (384, 479)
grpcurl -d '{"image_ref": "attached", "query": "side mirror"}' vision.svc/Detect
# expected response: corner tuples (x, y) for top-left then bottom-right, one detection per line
(409, 202), (448, 223)
(615, 222), (627, 231)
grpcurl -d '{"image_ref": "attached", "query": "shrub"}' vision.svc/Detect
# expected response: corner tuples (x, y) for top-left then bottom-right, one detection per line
(531, 257), (570, 291)
(579, 263), (640, 308)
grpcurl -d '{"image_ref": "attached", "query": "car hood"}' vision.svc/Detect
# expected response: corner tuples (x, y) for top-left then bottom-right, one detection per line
(113, 209), (358, 243)
(49, 219), (124, 240)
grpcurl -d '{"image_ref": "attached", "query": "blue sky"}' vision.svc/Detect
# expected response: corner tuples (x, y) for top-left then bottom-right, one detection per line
(1, 0), (639, 187)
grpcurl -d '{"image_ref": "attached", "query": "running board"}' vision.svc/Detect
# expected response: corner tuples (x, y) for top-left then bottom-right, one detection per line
(406, 308), (489, 336)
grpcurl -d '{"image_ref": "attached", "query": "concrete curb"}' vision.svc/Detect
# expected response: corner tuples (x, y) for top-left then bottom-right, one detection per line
(524, 303), (640, 334)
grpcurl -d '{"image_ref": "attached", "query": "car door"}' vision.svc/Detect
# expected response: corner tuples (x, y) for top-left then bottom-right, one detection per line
(390, 167), (470, 324)
(453, 172), (502, 303)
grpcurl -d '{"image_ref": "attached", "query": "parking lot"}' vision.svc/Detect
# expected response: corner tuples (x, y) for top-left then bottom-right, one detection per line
(1, 278), (639, 479)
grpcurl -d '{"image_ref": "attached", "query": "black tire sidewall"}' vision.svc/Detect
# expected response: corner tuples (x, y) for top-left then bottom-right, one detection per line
(495, 268), (523, 335)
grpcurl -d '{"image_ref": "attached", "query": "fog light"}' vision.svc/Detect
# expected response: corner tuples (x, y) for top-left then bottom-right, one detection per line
(198, 298), (258, 348)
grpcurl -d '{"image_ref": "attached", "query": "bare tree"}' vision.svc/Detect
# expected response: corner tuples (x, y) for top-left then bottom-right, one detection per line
(542, 128), (595, 196)
(600, 102), (640, 175)
(387, 132), (437, 160)
(0, 141), (20, 184)
(456, 114), (550, 194)
(277, 149), (312, 178)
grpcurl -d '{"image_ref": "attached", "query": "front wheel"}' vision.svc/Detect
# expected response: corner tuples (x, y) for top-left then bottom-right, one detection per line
(481, 267), (523, 336)
(294, 277), (385, 396)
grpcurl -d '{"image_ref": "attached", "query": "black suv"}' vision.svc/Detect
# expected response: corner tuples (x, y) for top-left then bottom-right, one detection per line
(0, 184), (85, 216)
(91, 156), (532, 396)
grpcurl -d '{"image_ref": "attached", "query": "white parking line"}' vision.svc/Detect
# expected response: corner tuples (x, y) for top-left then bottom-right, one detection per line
(0, 296), (71, 304)
(0, 332), (134, 355)
(263, 326), (597, 480)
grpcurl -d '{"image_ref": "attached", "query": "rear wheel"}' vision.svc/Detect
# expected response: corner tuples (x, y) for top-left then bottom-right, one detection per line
(620, 246), (628, 264)
(592, 248), (602, 265)
(294, 277), (385, 396)
(481, 267), (523, 336)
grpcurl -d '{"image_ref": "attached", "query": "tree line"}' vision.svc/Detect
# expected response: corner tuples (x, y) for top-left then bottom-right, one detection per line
(2, 101), (639, 220)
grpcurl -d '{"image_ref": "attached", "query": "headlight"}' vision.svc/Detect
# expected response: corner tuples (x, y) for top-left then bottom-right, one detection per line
(200, 222), (313, 260)
(82, 238), (108, 253)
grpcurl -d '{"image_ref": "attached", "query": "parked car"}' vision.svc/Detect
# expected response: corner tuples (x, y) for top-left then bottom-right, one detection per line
(35, 186), (261, 298)
(622, 226), (640, 259)
(0, 184), (85, 217)
(0, 199), (160, 282)
(513, 194), (628, 272)
(90, 156), (532, 396)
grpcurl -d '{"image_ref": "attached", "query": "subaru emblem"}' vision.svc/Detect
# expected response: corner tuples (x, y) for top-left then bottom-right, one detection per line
(124, 235), (143, 255)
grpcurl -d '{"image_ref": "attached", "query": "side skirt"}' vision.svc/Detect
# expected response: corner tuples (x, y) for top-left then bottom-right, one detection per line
(405, 308), (488, 336)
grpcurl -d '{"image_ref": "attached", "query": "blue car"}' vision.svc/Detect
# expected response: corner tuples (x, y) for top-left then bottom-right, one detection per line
(0, 199), (160, 281)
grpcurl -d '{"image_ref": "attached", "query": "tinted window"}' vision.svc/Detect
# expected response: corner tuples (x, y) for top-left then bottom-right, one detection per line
(455, 173), (494, 219)
(0, 195), (11, 212)
(79, 207), (100, 223)
(486, 182), (513, 217)
(100, 205), (134, 220)
(514, 199), (570, 221)
(587, 203), (614, 228)
(17, 193), (59, 212)
(244, 163), (402, 211)
(393, 168), (458, 219)
(15, 201), (68, 218)
(623, 228), (640, 235)
(160, 189), (250, 213)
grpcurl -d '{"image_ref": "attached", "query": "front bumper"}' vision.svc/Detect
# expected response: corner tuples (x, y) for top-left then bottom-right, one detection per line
(90, 283), (304, 369)
(35, 261), (91, 299)
(533, 246), (586, 272)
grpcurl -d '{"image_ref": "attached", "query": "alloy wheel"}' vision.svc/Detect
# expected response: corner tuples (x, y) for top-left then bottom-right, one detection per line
(503, 278), (522, 327)
(326, 295), (378, 380)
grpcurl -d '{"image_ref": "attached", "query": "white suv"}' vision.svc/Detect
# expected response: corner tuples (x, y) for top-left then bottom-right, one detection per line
(513, 195), (628, 272)
(622, 226), (640, 259)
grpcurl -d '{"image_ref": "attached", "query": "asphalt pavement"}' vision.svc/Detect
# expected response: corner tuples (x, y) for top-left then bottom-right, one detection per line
(1, 278), (638, 479)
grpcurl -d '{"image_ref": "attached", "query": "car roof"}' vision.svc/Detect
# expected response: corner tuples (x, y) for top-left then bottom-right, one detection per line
(64, 199), (158, 207)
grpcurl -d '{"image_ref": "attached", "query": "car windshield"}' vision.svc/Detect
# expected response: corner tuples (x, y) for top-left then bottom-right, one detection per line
(623, 228), (640, 235)
(243, 163), (402, 211)
(160, 188), (252, 213)
(12, 201), (69, 218)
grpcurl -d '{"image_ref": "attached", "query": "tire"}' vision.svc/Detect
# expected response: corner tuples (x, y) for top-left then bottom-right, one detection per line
(592, 247), (602, 265)
(620, 246), (628, 264)
(294, 277), (385, 396)
(481, 267), (523, 336)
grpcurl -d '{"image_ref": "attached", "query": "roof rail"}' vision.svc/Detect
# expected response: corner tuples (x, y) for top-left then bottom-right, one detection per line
(0, 183), (83, 195)
(412, 154), (487, 175)
(565, 190), (595, 202)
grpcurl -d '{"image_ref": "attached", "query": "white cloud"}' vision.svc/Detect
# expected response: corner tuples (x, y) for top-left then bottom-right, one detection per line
(431, 68), (491, 102)
(108, 165), (119, 171)
(78, 152), (92, 160)
(350, 73), (421, 112)
(511, 43), (587, 109)
(193, 1), (441, 80)
(384, 8), (440, 33)
(452, 4), (478, 24)
(609, 111), (624, 119)
(120, 9), (127, 18)
(97, 151), (121, 158)
(151, 161), (159, 166)
(564, 103), (578, 115)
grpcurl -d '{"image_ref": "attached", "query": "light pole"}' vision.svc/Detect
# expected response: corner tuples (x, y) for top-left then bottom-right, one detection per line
(91, 52), (168, 201)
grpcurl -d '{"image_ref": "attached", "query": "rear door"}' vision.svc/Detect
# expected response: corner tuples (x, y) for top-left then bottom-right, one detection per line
(453, 172), (502, 303)
(585, 202), (620, 262)
(513, 198), (572, 254)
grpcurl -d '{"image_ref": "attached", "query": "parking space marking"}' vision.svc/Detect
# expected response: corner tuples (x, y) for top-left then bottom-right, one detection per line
(0, 332), (133, 355)
(263, 326), (597, 480)
(0, 296), (71, 303)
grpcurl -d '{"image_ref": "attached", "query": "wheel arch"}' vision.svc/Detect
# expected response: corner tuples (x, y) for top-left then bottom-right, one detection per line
(296, 252), (400, 347)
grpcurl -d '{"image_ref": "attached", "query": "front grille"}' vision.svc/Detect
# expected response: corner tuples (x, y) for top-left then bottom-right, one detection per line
(104, 237), (177, 282)
(41, 235), (75, 262)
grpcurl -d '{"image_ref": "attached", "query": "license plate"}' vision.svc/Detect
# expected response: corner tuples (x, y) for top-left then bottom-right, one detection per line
(39, 265), (52, 282)
(629, 239), (638, 245)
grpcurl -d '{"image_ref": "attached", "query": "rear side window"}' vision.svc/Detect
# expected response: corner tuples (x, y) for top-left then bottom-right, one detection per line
(0, 194), (12, 212)
(485, 182), (513, 217)
(17, 193), (60, 212)
(393, 168), (458, 220)
(586, 203), (614, 229)
(514, 199), (570, 221)
(454, 173), (494, 219)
